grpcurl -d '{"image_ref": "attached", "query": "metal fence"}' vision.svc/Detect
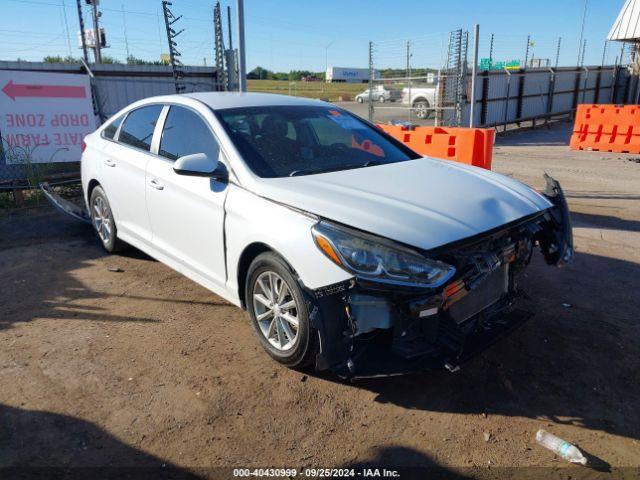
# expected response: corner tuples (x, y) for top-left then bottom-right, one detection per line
(366, 30), (639, 130)
(366, 31), (470, 127)
(0, 61), (219, 185)
(465, 65), (637, 129)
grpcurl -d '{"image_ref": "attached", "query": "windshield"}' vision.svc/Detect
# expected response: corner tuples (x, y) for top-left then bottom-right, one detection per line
(215, 105), (420, 178)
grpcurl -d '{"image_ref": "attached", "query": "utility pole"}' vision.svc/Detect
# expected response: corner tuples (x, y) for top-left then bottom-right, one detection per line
(61, 0), (73, 57)
(469, 24), (480, 127)
(122, 4), (130, 59)
(325, 41), (334, 79)
(524, 35), (531, 69)
(488, 33), (494, 64)
(323, 41), (333, 92)
(236, 0), (247, 92)
(162, 0), (186, 93)
(76, 0), (89, 63)
(227, 6), (233, 50)
(406, 40), (412, 122)
(90, 0), (102, 63)
(213, 1), (226, 91)
(577, 0), (588, 66)
(368, 41), (374, 122)
(555, 36), (561, 68)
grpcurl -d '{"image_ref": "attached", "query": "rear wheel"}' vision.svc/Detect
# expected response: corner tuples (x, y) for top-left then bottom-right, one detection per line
(89, 186), (125, 253)
(356, 96), (364, 103)
(245, 252), (318, 369)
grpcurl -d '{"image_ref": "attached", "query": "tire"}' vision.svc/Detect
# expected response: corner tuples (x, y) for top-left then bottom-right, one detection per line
(245, 252), (318, 369)
(89, 185), (125, 253)
(413, 99), (431, 119)
(356, 96), (364, 103)
(378, 96), (386, 103)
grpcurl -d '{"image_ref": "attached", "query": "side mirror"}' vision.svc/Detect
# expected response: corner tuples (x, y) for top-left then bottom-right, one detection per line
(173, 152), (227, 181)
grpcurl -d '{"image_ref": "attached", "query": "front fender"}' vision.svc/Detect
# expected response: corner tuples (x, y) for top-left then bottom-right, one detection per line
(224, 186), (353, 303)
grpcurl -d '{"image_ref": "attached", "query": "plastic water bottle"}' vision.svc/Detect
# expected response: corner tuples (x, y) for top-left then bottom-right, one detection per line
(535, 429), (587, 465)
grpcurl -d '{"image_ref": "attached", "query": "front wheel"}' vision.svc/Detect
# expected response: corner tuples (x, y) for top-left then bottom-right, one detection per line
(356, 96), (364, 103)
(245, 252), (318, 369)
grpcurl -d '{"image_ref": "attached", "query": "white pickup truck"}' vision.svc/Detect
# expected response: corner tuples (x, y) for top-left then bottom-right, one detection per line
(401, 85), (438, 119)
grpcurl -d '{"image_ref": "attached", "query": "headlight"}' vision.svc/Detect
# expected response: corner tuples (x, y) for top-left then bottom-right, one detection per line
(312, 221), (455, 288)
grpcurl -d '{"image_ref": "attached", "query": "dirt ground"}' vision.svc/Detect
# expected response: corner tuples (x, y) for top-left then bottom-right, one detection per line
(1, 121), (639, 478)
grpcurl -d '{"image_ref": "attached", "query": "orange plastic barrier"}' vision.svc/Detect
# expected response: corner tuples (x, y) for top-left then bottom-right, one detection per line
(570, 104), (640, 153)
(377, 124), (494, 170)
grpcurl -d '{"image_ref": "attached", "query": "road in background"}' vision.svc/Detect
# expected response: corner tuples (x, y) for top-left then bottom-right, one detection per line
(338, 100), (435, 126)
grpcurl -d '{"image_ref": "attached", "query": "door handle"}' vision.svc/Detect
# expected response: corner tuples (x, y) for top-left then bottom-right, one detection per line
(149, 178), (164, 190)
(104, 158), (116, 167)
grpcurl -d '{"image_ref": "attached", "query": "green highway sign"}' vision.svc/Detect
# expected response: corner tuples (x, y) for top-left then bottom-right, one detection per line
(479, 58), (521, 71)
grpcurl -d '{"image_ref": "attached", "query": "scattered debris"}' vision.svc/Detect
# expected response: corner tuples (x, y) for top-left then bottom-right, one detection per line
(301, 375), (308, 382)
(628, 157), (640, 164)
(483, 431), (492, 442)
(107, 266), (123, 273)
(562, 303), (572, 308)
(535, 429), (587, 465)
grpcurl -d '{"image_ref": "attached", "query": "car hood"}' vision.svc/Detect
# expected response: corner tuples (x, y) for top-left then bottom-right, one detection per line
(251, 158), (553, 250)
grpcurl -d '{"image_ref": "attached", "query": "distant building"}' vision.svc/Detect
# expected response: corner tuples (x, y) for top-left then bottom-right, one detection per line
(609, 0), (640, 69)
(325, 66), (379, 83)
(609, 0), (640, 41)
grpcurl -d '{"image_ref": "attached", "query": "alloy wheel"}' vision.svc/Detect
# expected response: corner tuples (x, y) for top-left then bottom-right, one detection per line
(92, 196), (112, 245)
(252, 271), (299, 351)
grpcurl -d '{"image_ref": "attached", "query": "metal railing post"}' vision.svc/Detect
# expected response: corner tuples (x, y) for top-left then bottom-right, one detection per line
(469, 24), (480, 127)
(503, 68), (512, 132)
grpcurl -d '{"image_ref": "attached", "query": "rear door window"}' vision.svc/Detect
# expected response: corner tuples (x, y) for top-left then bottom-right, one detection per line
(159, 106), (220, 161)
(118, 105), (163, 151)
(102, 114), (124, 140)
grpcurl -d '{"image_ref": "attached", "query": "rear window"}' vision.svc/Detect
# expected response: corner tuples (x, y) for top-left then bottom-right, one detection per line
(118, 105), (163, 151)
(215, 105), (419, 178)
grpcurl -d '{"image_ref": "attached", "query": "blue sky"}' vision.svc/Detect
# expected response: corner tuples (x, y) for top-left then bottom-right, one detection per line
(1, 0), (627, 71)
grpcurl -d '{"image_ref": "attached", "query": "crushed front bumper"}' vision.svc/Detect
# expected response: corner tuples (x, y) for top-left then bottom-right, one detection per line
(306, 175), (573, 378)
(40, 180), (91, 223)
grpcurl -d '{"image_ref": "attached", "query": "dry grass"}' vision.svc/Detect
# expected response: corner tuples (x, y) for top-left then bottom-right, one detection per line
(247, 79), (365, 101)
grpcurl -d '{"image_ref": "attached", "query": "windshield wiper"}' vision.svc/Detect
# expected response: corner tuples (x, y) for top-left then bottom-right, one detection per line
(289, 161), (382, 177)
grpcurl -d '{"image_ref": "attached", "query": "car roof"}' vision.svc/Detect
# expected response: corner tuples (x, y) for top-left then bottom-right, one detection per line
(182, 91), (327, 110)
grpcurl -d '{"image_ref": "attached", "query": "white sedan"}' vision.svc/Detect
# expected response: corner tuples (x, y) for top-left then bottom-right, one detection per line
(81, 93), (572, 377)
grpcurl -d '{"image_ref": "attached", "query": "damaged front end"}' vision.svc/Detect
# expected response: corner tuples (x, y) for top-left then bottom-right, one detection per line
(307, 175), (573, 378)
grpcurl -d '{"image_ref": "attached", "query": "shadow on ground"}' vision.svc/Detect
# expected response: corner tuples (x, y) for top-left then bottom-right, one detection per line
(0, 404), (201, 478)
(571, 210), (640, 232)
(0, 208), (232, 332)
(495, 123), (572, 147)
